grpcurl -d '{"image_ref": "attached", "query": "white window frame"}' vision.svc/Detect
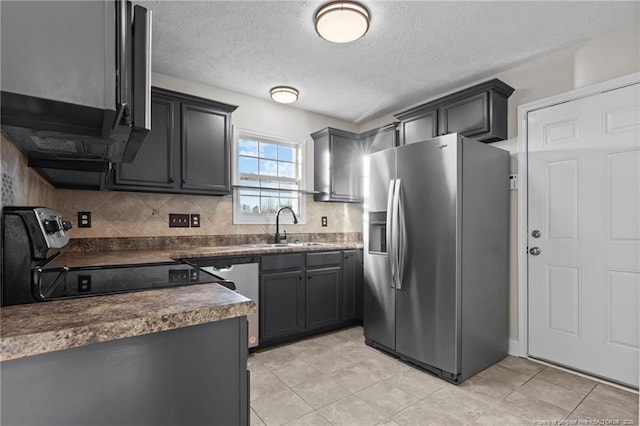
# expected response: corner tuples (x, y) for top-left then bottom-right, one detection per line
(232, 127), (307, 225)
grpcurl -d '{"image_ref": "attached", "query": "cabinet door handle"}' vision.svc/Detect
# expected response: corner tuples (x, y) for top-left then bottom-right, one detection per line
(298, 276), (303, 280)
(307, 275), (311, 280)
(169, 177), (175, 183)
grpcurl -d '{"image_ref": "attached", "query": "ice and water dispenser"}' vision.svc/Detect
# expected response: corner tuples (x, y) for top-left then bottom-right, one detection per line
(368, 211), (387, 254)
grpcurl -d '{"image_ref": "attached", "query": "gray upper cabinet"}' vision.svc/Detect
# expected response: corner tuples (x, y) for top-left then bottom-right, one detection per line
(360, 123), (399, 154)
(114, 91), (177, 190)
(395, 79), (514, 144)
(181, 103), (230, 194)
(312, 123), (397, 203)
(398, 109), (438, 145)
(112, 87), (237, 195)
(312, 128), (363, 203)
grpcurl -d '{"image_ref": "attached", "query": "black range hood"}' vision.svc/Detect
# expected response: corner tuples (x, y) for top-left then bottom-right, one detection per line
(0, 0), (151, 185)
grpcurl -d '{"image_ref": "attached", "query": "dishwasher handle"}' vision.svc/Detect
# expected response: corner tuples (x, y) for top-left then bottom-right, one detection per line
(209, 265), (233, 272)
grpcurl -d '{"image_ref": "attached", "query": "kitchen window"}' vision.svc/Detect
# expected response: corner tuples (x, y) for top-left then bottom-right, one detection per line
(232, 129), (306, 224)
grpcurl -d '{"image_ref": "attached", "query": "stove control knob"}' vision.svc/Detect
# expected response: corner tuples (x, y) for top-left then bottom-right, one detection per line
(43, 219), (62, 234)
(62, 220), (73, 231)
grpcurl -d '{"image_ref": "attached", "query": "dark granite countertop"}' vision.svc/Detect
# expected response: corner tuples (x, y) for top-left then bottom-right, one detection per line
(1, 241), (362, 361)
(48, 241), (363, 268)
(1, 284), (255, 362)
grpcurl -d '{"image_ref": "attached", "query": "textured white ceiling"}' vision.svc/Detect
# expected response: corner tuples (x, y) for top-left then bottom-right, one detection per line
(137, 1), (639, 123)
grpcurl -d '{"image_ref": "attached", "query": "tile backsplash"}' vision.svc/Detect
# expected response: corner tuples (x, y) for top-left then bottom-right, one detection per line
(1, 135), (55, 208)
(55, 190), (362, 239)
(2, 136), (362, 241)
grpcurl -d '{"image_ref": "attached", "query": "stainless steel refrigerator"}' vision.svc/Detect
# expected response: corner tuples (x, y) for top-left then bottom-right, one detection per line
(363, 133), (509, 384)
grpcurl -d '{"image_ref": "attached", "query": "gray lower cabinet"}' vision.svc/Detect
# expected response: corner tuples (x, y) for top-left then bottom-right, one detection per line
(112, 87), (237, 195)
(260, 253), (305, 343)
(260, 250), (361, 347)
(1, 318), (249, 426)
(306, 251), (343, 330)
(260, 270), (305, 341)
(342, 249), (363, 321)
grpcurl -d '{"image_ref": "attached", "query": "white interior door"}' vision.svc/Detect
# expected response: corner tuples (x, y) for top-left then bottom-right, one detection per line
(527, 82), (639, 388)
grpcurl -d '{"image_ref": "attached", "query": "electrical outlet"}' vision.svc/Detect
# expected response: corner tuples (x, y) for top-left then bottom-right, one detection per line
(78, 211), (91, 228)
(190, 214), (200, 227)
(169, 214), (190, 228)
(77, 275), (91, 293)
(321, 216), (328, 227)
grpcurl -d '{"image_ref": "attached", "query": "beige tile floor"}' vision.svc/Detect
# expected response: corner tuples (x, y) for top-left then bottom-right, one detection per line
(249, 326), (639, 426)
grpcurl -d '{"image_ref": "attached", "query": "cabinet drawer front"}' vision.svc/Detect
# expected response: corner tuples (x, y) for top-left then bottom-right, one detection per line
(261, 254), (304, 272)
(306, 251), (342, 268)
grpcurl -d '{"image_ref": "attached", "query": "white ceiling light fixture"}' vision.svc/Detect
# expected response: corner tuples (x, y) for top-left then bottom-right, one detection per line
(270, 86), (299, 104)
(315, 1), (370, 44)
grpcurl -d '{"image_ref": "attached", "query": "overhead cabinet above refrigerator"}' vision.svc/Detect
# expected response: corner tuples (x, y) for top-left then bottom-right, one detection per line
(363, 133), (510, 384)
(0, 0), (152, 186)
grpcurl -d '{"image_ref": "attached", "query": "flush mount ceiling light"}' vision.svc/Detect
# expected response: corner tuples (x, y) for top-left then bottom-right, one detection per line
(270, 86), (299, 104)
(314, 1), (370, 43)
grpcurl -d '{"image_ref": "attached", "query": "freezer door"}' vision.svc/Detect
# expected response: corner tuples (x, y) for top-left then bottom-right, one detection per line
(395, 134), (461, 375)
(363, 148), (396, 349)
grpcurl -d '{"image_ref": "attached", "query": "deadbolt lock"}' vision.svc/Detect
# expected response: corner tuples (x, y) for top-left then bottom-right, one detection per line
(531, 230), (541, 238)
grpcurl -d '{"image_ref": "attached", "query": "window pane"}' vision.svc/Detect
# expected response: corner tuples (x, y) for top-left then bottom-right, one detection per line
(240, 177), (260, 187)
(278, 161), (295, 178)
(261, 189), (280, 198)
(278, 190), (296, 198)
(239, 139), (258, 157)
(261, 179), (280, 189)
(279, 198), (294, 209)
(235, 133), (304, 223)
(259, 159), (278, 176)
(280, 182), (298, 190)
(239, 187), (260, 196)
(260, 197), (279, 214)
(239, 196), (260, 214)
(239, 156), (258, 174)
(278, 145), (295, 162)
(259, 143), (278, 160)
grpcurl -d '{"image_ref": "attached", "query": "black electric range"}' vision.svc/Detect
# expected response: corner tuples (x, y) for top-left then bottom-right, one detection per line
(1, 206), (234, 306)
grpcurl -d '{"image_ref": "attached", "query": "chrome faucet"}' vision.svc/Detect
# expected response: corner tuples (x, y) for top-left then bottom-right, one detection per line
(275, 206), (298, 243)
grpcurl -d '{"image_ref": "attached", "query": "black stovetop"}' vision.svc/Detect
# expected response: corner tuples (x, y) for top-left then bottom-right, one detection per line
(34, 262), (235, 301)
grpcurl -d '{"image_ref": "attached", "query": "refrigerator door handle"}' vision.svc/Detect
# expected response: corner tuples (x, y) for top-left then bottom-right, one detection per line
(395, 179), (406, 290)
(386, 179), (396, 288)
(393, 179), (402, 290)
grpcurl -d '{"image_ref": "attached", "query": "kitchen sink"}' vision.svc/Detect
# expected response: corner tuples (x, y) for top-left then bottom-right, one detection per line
(243, 242), (335, 248)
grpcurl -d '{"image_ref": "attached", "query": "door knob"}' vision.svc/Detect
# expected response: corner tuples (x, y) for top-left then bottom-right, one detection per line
(531, 230), (541, 238)
(529, 247), (541, 256)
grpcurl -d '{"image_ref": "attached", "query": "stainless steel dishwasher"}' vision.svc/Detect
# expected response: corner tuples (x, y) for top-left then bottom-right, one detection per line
(190, 256), (260, 348)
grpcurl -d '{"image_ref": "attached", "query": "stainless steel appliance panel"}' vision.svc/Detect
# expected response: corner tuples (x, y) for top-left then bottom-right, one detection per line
(459, 139), (510, 380)
(203, 262), (259, 348)
(363, 148), (396, 349)
(394, 135), (460, 375)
